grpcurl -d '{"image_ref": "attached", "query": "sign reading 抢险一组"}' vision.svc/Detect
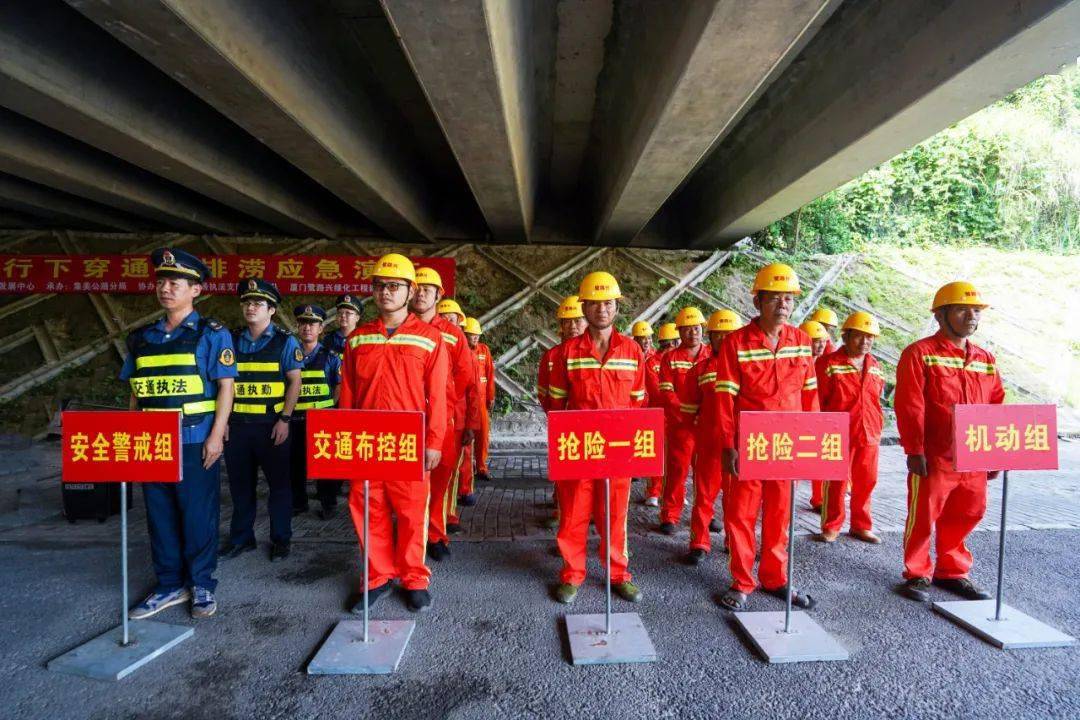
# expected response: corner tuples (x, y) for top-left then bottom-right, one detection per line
(62, 411), (182, 483)
(0, 254), (455, 296)
(547, 408), (665, 481)
(953, 404), (1058, 472)
(305, 409), (425, 483)
(737, 411), (849, 481)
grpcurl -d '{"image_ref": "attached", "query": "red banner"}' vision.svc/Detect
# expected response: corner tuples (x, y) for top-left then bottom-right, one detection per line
(0, 254), (455, 296)
(305, 409), (425, 482)
(547, 409), (665, 481)
(62, 411), (182, 483)
(737, 411), (849, 481)
(953, 404), (1058, 472)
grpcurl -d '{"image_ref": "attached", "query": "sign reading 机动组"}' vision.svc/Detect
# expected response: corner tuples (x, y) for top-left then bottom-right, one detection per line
(62, 411), (182, 483)
(305, 409), (425, 483)
(737, 411), (849, 481)
(953, 404), (1058, 472)
(547, 408), (665, 481)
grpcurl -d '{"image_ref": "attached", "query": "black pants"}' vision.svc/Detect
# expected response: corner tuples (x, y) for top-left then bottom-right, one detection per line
(289, 419), (341, 511)
(225, 422), (292, 545)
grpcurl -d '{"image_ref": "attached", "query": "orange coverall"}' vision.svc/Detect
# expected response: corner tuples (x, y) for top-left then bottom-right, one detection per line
(686, 352), (732, 552)
(658, 345), (712, 524)
(547, 330), (645, 586)
(643, 347), (665, 500)
(338, 314), (449, 591)
(714, 320), (819, 594)
(816, 349), (885, 534)
(895, 331), (1004, 580)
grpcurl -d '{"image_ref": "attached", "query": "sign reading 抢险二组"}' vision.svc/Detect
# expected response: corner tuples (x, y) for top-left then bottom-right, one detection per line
(0, 254), (455, 296)
(737, 411), (849, 481)
(62, 411), (182, 483)
(547, 408), (665, 481)
(953, 404), (1058, 472)
(305, 410), (425, 483)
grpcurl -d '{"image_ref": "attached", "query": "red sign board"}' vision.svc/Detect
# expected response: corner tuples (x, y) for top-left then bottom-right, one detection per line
(737, 411), (849, 481)
(547, 408), (665, 481)
(953, 404), (1058, 472)
(0, 254), (455, 296)
(62, 411), (182, 483)
(306, 409), (425, 482)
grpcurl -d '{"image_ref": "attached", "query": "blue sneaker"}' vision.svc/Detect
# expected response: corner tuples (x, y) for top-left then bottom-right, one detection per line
(191, 587), (217, 618)
(129, 587), (191, 620)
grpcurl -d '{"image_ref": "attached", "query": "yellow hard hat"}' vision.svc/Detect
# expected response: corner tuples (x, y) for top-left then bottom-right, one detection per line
(799, 320), (828, 340)
(931, 281), (989, 311)
(414, 266), (443, 289)
(372, 253), (416, 284)
(437, 298), (463, 317)
(578, 271), (622, 301)
(463, 317), (482, 335)
(556, 295), (584, 320)
(631, 320), (653, 337)
(751, 262), (801, 295)
(707, 309), (741, 333)
(675, 306), (706, 327)
(657, 322), (679, 342)
(842, 311), (881, 336)
(809, 307), (839, 327)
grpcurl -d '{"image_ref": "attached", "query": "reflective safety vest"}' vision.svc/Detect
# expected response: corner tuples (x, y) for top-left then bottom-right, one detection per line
(230, 328), (288, 422)
(296, 345), (335, 413)
(127, 318), (218, 426)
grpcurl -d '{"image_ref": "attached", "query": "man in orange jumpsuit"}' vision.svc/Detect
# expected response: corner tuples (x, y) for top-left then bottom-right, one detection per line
(463, 317), (495, 485)
(657, 306), (711, 534)
(816, 312), (885, 544)
(410, 274), (480, 561)
(808, 307), (840, 353)
(683, 309), (741, 564)
(632, 320), (666, 507)
(800, 319), (830, 511)
(895, 281), (1004, 602)
(338, 253), (448, 613)
(436, 299), (481, 524)
(657, 322), (679, 352)
(547, 272), (646, 605)
(715, 263), (820, 611)
(536, 295), (586, 529)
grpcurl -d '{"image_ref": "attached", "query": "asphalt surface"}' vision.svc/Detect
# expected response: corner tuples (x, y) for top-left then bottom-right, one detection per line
(1, 524), (1077, 719)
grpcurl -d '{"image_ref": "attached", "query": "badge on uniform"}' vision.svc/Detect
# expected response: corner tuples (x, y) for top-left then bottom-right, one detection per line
(220, 348), (235, 366)
(294, 348), (304, 362)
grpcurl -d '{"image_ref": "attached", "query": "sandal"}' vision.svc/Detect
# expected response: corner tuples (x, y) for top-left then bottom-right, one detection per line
(717, 589), (748, 611)
(764, 585), (817, 610)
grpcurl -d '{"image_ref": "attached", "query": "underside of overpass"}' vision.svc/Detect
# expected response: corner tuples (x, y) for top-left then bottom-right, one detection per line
(0, 0), (1077, 249)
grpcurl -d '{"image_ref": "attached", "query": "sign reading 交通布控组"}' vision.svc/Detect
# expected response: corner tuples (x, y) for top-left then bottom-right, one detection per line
(305, 409), (425, 483)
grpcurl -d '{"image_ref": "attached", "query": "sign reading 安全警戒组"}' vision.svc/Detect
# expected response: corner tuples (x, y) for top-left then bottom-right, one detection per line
(62, 411), (182, 483)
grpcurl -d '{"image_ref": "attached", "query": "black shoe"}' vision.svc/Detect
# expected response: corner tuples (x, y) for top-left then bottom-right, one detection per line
(458, 494), (477, 507)
(318, 504), (337, 521)
(405, 589), (433, 613)
(270, 542), (290, 562)
(658, 522), (676, 536)
(447, 523), (464, 535)
(708, 519), (722, 533)
(477, 472), (491, 483)
(427, 542), (446, 562)
(218, 540), (256, 559)
(350, 582), (393, 614)
(933, 577), (992, 600)
(684, 548), (706, 565)
(899, 577), (932, 602)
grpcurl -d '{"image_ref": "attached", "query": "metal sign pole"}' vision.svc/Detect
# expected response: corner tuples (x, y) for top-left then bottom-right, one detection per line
(120, 480), (130, 647)
(994, 471), (1008, 622)
(604, 477), (612, 635)
(784, 478), (795, 634)
(363, 478), (370, 643)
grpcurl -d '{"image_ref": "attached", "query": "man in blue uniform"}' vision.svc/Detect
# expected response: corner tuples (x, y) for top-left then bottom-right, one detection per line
(123, 248), (236, 620)
(288, 304), (343, 519)
(326, 293), (362, 359)
(220, 278), (303, 562)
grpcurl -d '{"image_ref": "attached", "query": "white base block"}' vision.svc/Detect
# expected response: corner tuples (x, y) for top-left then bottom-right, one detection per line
(565, 613), (658, 665)
(733, 611), (849, 664)
(307, 620), (414, 674)
(933, 600), (1077, 649)
(47, 621), (193, 681)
